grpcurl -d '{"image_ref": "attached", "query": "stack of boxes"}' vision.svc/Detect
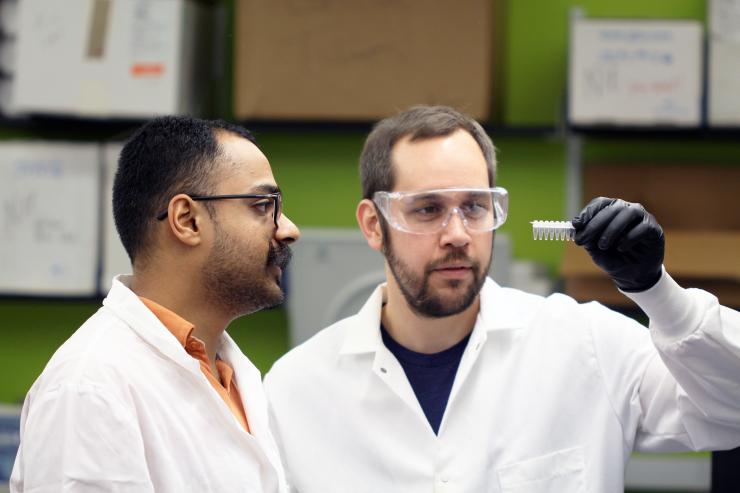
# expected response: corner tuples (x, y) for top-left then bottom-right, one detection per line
(561, 163), (740, 307)
(562, 6), (740, 308)
(6, 0), (502, 122)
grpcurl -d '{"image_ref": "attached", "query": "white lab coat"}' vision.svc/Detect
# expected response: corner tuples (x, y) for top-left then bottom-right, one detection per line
(264, 269), (740, 493)
(11, 276), (288, 493)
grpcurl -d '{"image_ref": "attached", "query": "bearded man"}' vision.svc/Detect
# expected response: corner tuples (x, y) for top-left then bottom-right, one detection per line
(11, 116), (300, 493)
(264, 106), (740, 493)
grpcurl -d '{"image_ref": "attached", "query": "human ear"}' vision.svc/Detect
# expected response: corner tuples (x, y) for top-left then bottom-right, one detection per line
(356, 199), (383, 252)
(166, 194), (204, 247)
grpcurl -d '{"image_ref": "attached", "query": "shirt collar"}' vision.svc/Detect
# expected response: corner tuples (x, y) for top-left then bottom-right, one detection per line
(477, 278), (529, 332)
(104, 275), (235, 370)
(138, 295), (195, 348)
(338, 277), (525, 356)
(338, 283), (386, 355)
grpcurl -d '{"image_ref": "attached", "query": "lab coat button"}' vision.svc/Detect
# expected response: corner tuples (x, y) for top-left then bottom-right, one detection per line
(434, 478), (457, 493)
(380, 367), (387, 374)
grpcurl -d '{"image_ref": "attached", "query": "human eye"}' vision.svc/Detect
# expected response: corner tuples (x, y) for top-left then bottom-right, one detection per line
(461, 195), (492, 219)
(407, 200), (444, 222)
(252, 199), (274, 216)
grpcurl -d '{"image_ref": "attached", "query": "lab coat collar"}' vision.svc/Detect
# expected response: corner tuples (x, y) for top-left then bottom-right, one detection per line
(477, 277), (528, 332)
(103, 276), (202, 374)
(104, 275), (268, 388)
(217, 332), (269, 435)
(338, 282), (386, 355)
(338, 277), (525, 356)
(104, 276), (270, 381)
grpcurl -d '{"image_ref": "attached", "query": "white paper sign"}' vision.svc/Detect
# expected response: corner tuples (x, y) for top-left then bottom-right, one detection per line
(101, 141), (131, 292)
(569, 19), (703, 126)
(708, 41), (740, 126)
(0, 142), (99, 295)
(710, 0), (740, 42)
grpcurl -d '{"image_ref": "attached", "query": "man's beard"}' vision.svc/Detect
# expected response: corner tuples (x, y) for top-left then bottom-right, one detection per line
(382, 226), (490, 318)
(202, 224), (293, 317)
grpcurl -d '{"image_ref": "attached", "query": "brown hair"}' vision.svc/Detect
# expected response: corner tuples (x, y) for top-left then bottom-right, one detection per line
(359, 105), (496, 199)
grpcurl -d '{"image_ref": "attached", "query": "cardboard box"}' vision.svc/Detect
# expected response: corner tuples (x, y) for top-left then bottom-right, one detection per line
(13, 0), (213, 118)
(580, 163), (740, 229)
(233, 0), (495, 121)
(561, 163), (740, 307)
(562, 231), (740, 307)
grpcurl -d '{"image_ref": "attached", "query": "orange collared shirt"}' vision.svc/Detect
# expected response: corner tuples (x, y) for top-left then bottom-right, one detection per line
(139, 296), (250, 434)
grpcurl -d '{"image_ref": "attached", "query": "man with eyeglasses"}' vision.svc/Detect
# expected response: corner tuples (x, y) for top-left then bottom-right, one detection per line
(11, 116), (299, 492)
(264, 106), (740, 492)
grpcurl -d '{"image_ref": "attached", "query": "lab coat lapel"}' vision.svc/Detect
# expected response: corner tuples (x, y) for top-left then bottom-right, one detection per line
(441, 278), (525, 433)
(372, 345), (430, 425)
(102, 276), (202, 375)
(445, 311), (488, 411)
(340, 284), (430, 427)
(219, 333), (285, 479)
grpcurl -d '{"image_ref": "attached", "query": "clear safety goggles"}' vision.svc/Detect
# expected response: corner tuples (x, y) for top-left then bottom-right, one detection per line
(373, 187), (508, 235)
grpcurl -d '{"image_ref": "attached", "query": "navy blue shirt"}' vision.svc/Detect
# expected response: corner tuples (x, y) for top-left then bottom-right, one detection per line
(381, 324), (470, 435)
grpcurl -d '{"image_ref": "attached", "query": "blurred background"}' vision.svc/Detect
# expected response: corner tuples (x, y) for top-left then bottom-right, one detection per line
(0, 0), (739, 491)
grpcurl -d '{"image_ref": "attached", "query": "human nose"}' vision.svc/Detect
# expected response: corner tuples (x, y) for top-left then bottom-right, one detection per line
(439, 208), (470, 248)
(275, 213), (300, 244)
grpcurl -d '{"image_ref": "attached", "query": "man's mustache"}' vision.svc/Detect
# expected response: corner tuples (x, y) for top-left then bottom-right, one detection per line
(426, 250), (478, 273)
(267, 242), (293, 270)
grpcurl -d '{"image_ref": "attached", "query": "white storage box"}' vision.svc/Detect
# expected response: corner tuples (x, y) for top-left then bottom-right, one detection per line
(13, 0), (213, 118)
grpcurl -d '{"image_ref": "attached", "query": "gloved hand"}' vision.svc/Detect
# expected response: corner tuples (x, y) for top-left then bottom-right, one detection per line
(572, 197), (665, 292)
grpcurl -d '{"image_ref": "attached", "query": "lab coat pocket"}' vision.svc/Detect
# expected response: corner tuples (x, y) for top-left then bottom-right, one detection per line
(496, 446), (585, 493)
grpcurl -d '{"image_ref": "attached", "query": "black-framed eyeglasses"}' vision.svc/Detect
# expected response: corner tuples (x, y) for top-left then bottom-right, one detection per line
(156, 193), (283, 227)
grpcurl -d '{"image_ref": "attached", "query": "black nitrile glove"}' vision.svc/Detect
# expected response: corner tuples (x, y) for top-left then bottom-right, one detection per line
(572, 197), (665, 292)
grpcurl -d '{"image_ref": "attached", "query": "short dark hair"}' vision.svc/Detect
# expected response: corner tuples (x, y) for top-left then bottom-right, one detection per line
(112, 116), (258, 263)
(359, 106), (496, 199)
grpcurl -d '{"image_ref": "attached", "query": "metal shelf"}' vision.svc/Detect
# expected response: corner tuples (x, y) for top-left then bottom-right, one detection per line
(568, 124), (740, 139)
